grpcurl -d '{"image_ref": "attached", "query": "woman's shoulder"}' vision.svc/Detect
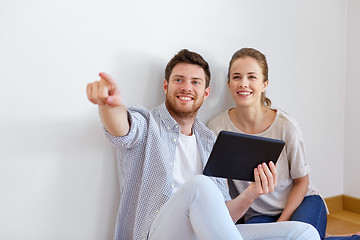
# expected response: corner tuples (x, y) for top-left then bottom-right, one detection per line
(275, 109), (300, 128)
(208, 110), (229, 123)
(274, 109), (304, 137)
(207, 109), (232, 135)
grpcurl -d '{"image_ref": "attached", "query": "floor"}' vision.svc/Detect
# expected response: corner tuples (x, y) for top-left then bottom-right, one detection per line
(327, 210), (360, 235)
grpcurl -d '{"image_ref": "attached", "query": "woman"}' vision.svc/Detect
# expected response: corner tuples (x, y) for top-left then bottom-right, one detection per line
(208, 48), (360, 240)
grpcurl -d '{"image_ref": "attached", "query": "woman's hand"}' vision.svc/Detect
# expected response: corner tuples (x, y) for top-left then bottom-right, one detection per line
(227, 161), (278, 222)
(247, 161), (277, 200)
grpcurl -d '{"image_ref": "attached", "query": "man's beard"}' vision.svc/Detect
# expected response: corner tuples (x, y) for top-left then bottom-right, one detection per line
(165, 93), (204, 119)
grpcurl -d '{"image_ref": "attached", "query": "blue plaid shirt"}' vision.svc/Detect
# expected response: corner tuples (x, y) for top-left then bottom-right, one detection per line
(105, 103), (231, 240)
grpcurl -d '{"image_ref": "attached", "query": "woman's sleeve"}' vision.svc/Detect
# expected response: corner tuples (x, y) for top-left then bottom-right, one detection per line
(284, 119), (312, 179)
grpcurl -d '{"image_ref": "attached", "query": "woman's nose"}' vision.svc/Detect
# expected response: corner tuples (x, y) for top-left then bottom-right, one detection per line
(239, 78), (249, 88)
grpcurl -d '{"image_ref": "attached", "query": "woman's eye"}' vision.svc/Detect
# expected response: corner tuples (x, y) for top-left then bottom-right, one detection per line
(249, 76), (256, 80)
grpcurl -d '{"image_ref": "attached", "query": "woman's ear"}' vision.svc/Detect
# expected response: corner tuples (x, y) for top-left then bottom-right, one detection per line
(262, 80), (269, 92)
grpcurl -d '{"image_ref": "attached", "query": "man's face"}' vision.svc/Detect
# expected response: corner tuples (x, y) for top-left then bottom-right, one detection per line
(164, 63), (210, 119)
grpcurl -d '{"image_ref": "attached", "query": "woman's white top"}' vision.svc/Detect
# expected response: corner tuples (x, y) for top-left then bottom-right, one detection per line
(207, 109), (321, 220)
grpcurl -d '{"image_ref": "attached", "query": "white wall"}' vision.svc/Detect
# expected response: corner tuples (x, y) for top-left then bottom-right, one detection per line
(0, 0), (350, 239)
(344, 0), (360, 198)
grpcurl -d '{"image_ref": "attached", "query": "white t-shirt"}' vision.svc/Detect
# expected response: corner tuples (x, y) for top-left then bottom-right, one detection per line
(173, 132), (202, 193)
(207, 109), (321, 220)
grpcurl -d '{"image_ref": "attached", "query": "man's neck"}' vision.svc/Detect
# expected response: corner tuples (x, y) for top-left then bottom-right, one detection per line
(165, 106), (196, 136)
(176, 118), (194, 136)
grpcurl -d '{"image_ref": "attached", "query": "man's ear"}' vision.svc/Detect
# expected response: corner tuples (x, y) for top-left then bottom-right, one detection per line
(163, 79), (168, 94)
(203, 87), (210, 100)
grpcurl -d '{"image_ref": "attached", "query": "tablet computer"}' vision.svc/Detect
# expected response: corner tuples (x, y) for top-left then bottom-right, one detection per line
(203, 130), (285, 182)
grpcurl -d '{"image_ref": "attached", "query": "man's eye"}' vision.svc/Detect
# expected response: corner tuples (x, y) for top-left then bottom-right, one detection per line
(175, 79), (182, 82)
(193, 81), (200, 85)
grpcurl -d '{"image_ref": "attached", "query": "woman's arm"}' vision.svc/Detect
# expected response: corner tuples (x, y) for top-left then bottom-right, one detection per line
(277, 174), (309, 222)
(226, 161), (277, 222)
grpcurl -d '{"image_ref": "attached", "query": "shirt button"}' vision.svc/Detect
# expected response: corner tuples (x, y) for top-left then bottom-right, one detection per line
(175, 125), (179, 128)
(171, 184), (174, 188)
(167, 127), (170, 130)
(173, 138), (176, 143)
(155, 209), (159, 213)
(170, 162), (173, 166)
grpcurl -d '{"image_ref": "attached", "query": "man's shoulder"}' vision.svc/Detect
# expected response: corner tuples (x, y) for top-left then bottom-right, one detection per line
(128, 105), (152, 114)
(194, 118), (216, 140)
(127, 104), (164, 120)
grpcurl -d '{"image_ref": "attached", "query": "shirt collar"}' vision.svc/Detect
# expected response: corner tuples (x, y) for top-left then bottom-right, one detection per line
(157, 102), (213, 138)
(158, 102), (180, 131)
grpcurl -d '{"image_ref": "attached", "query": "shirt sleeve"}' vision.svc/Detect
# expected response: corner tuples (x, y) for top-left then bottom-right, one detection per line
(284, 118), (311, 179)
(211, 177), (231, 202)
(103, 107), (149, 149)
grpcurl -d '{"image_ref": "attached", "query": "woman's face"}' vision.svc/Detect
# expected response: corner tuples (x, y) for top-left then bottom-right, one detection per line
(228, 57), (268, 108)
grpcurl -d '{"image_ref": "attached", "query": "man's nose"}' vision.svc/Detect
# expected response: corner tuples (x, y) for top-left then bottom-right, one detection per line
(181, 80), (192, 92)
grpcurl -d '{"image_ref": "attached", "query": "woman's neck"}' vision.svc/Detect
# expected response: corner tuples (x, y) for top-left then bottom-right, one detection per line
(229, 105), (275, 134)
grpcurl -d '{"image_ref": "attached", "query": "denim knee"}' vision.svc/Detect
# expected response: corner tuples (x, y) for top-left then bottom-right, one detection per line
(291, 195), (327, 239)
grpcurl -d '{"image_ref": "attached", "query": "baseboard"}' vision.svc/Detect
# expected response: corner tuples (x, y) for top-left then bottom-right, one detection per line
(325, 195), (343, 213)
(325, 194), (360, 214)
(343, 195), (360, 214)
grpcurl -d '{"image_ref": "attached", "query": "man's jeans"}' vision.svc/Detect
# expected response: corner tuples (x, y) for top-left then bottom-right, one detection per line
(148, 175), (320, 240)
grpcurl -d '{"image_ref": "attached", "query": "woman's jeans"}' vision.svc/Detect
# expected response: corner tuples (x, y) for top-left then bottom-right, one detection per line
(246, 195), (327, 239)
(148, 175), (320, 240)
(327, 236), (360, 240)
(246, 195), (360, 240)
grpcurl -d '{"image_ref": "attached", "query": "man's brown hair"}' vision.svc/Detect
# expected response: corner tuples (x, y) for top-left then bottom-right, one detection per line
(165, 49), (211, 88)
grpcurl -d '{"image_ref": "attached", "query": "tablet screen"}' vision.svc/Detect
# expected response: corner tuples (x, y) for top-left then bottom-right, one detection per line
(203, 131), (285, 182)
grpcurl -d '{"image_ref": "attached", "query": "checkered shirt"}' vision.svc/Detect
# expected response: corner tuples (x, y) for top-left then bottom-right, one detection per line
(104, 103), (231, 240)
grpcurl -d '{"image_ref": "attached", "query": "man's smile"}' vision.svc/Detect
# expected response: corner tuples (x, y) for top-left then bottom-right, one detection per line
(177, 95), (194, 102)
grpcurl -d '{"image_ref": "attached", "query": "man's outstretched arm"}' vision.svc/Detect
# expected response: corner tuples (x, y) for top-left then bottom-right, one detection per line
(87, 72), (129, 136)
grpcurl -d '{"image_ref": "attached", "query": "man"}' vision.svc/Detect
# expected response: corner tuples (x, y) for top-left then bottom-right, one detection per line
(86, 49), (320, 240)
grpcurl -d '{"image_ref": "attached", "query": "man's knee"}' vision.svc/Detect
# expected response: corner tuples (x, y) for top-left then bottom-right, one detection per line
(181, 175), (223, 201)
(186, 175), (213, 186)
(183, 175), (215, 191)
(288, 221), (320, 240)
